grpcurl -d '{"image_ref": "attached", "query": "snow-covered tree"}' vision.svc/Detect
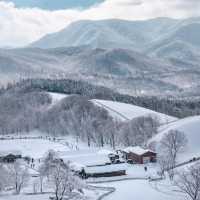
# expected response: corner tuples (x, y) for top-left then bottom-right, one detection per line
(119, 115), (160, 147)
(42, 150), (58, 180)
(8, 160), (30, 194)
(160, 130), (187, 166)
(50, 160), (84, 200)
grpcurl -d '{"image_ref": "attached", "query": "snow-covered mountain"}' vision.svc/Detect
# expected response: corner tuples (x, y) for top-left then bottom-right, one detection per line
(1, 18), (200, 95)
(30, 18), (179, 50)
(31, 18), (200, 53)
(28, 18), (200, 94)
(30, 18), (200, 69)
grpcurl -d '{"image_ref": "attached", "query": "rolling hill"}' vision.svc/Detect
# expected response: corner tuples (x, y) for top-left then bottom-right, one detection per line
(0, 47), (179, 95)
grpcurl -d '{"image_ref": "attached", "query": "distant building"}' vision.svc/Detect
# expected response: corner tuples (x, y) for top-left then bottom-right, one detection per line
(0, 153), (22, 163)
(122, 146), (156, 164)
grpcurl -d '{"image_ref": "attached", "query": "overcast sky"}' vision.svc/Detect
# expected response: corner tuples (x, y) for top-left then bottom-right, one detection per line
(0, 0), (200, 47)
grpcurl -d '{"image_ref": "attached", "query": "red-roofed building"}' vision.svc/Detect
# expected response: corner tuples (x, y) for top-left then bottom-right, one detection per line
(122, 146), (156, 164)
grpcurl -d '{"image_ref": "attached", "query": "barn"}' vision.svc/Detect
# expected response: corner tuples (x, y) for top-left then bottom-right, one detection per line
(122, 146), (156, 164)
(79, 164), (126, 178)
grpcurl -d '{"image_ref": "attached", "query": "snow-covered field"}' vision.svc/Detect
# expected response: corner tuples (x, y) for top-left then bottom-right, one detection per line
(0, 138), (70, 158)
(0, 134), (197, 200)
(59, 148), (111, 166)
(92, 99), (177, 124)
(150, 115), (200, 162)
(0, 194), (50, 200)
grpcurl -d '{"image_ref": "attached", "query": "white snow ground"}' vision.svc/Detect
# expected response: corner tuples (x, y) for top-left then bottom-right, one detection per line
(48, 92), (69, 106)
(92, 99), (177, 124)
(0, 138), (70, 158)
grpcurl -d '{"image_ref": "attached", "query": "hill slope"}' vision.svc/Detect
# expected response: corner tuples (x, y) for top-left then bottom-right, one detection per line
(48, 93), (177, 124)
(92, 99), (177, 124)
(149, 116), (200, 161)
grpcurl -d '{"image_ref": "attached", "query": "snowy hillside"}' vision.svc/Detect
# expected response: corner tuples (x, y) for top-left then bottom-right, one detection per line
(48, 93), (177, 124)
(149, 116), (200, 161)
(48, 92), (69, 106)
(92, 99), (177, 124)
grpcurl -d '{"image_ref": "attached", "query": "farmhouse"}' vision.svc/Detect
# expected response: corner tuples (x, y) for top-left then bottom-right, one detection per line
(79, 164), (126, 178)
(122, 146), (156, 164)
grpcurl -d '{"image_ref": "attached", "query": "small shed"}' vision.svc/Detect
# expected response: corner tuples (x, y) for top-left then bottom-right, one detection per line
(122, 146), (156, 164)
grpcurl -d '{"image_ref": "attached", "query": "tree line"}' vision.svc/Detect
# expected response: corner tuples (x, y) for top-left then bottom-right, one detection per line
(0, 87), (159, 148)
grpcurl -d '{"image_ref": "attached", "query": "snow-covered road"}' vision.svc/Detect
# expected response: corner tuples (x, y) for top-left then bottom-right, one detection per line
(98, 180), (185, 200)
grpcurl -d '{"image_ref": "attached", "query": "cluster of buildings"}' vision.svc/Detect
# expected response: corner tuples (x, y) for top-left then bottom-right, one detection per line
(78, 146), (157, 179)
(0, 146), (157, 179)
(109, 146), (156, 164)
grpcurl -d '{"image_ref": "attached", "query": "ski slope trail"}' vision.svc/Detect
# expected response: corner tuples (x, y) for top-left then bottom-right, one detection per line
(92, 99), (177, 124)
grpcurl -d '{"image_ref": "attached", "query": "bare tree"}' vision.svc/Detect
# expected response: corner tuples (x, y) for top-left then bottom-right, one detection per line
(160, 130), (188, 169)
(175, 163), (200, 200)
(157, 154), (171, 178)
(8, 160), (30, 194)
(38, 163), (46, 193)
(159, 130), (187, 180)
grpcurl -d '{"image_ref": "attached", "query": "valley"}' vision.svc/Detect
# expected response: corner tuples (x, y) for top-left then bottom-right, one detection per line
(1, 4), (200, 200)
